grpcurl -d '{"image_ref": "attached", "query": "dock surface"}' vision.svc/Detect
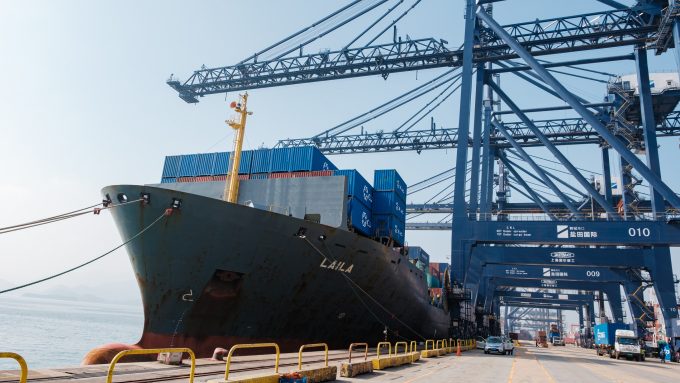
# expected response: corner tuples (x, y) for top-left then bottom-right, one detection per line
(1, 343), (678, 383)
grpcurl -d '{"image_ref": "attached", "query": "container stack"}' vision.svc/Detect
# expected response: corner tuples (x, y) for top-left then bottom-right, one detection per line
(372, 169), (407, 246)
(160, 146), (337, 182)
(334, 170), (374, 237)
(160, 151), (411, 248)
(407, 246), (430, 267)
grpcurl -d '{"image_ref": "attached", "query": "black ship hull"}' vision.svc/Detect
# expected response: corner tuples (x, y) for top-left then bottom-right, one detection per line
(102, 184), (450, 357)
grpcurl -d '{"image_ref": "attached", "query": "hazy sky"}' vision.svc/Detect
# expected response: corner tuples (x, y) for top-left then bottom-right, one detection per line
(1, 0), (679, 309)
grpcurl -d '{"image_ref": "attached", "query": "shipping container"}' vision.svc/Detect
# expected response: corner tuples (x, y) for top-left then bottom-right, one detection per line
(178, 154), (199, 177)
(269, 148), (291, 173)
(372, 191), (405, 219)
(213, 174), (250, 181)
(251, 149), (271, 174)
(162, 155), (182, 178)
(373, 214), (405, 246)
(291, 170), (333, 178)
(374, 169), (407, 202)
(594, 323), (629, 346)
(177, 176), (196, 183)
(249, 173), (269, 180)
(288, 146), (337, 172)
(407, 246), (430, 266)
(334, 170), (373, 208)
(347, 197), (373, 237)
(270, 172), (294, 179)
(212, 150), (253, 175)
(426, 274), (441, 288)
(195, 153), (217, 176)
(213, 152), (230, 175)
(160, 177), (177, 184)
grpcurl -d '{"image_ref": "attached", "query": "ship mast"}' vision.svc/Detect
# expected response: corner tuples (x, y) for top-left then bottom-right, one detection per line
(224, 93), (252, 203)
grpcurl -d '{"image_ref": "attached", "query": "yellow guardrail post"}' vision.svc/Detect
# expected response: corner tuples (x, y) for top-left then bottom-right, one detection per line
(393, 342), (408, 356)
(225, 343), (279, 381)
(425, 340), (434, 351)
(376, 342), (391, 359)
(297, 343), (328, 370)
(0, 352), (28, 383)
(348, 342), (369, 363)
(107, 348), (195, 383)
(409, 341), (417, 353)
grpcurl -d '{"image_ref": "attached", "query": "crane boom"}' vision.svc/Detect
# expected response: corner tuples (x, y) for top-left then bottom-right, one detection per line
(168, 7), (658, 102)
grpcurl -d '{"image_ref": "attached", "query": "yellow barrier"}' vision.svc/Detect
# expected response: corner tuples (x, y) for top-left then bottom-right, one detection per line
(393, 342), (408, 356)
(409, 341), (417, 353)
(224, 343), (280, 382)
(297, 343), (328, 370)
(421, 340), (439, 358)
(107, 348), (195, 383)
(341, 342), (372, 377)
(348, 342), (368, 363)
(376, 342), (391, 359)
(436, 340), (447, 355)
(0, 352), (28, 383)
(425, 340), (435, 351)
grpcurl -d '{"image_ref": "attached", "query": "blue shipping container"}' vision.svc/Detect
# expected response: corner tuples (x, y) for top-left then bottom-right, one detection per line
(334, 169), (373, 208)
(213, 152), (230, 175)
(347, 198), (373, 237)
(374, 169), (407, 202)
(594, 323), (629, 346)
(196, 153), (217, 176)
(160, 177), (177, 184)
(373, 214), (405, 246)
(372, 191), (405, 219)
(269, 148), (291, 173)
(234, 150), (253, 175)
(162, 155), (182, 178)
(178, 154), (199, 177)
(408, 246), (430, 265)
(251, 149), (271, 174)
(289, 146), (337, 172)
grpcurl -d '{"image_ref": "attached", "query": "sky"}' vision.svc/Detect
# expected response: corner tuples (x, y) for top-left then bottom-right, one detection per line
(1, 0), (679, 317)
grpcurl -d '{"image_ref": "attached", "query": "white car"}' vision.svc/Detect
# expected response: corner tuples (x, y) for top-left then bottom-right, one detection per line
(476, 336), (486, 350)
(485, 336), (513, 355)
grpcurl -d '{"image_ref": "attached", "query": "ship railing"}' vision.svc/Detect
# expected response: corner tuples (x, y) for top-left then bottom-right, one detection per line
(375, 342), (392, 359)
(0, 352), (28, 383)
(297, 343), (328, 370)
(106, 348), (196, 383)
(348, 342), (369, 363)
(224, 343), (280, 381)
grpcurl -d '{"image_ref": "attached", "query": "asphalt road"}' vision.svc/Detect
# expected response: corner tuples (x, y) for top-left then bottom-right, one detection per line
(340, 342), (680, 383)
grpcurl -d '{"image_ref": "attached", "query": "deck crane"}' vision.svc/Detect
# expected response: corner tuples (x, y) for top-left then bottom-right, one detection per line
(223, 93), (252, 203)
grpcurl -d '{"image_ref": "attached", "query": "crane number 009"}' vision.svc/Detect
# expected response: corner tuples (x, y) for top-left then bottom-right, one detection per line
(628, 228), (651, 237)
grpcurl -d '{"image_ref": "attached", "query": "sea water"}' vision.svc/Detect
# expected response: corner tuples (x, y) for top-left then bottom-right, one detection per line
(0, 295), (143, 370)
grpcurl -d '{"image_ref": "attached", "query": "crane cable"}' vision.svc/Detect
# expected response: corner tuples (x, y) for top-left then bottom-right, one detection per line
(0, 199), (142, 235)
(0, 210), (168, 295)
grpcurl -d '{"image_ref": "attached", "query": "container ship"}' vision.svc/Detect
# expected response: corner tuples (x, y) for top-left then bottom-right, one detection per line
(94, 145), (452, 361)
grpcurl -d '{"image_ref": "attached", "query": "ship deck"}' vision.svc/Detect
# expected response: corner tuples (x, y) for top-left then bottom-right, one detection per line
(1, 343), (678, 383)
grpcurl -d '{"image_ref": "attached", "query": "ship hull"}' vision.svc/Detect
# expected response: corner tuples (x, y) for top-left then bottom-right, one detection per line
(103, 185), (450, 357)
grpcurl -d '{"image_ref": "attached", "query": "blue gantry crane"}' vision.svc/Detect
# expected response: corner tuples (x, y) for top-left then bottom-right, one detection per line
(168, 0), (680, 340)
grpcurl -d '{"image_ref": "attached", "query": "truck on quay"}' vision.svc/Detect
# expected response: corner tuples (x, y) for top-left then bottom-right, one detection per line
(594, 323), (644, 361)
(549, 324), (565, 346)
(535, 330), (548, 347)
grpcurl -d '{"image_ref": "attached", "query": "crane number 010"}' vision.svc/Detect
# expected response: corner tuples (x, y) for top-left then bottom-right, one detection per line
(628, 228), (651, 237)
